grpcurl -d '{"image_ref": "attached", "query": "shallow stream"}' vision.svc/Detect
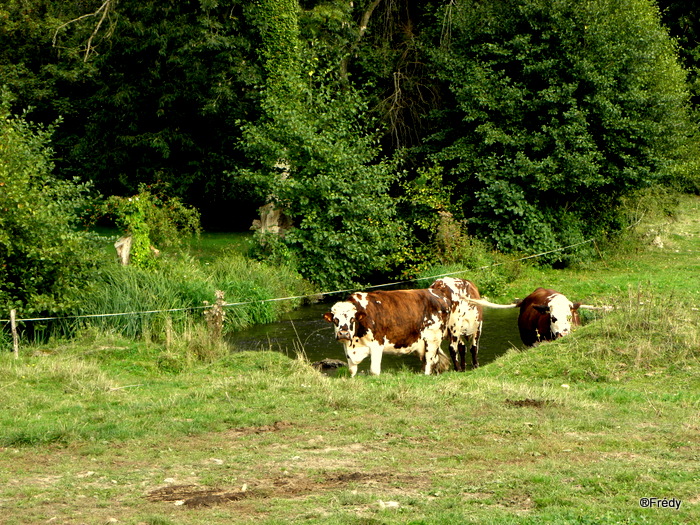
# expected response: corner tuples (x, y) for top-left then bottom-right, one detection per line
(227, 301), (525, 374)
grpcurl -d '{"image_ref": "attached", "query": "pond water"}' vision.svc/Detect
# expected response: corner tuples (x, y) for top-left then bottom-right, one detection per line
(227, 301), (525, 374)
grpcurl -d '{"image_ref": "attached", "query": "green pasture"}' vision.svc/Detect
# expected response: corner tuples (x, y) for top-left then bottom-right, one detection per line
(189, 232), (254, 262)
(93, 228), (254, 262)
(0, 196), (699, 524)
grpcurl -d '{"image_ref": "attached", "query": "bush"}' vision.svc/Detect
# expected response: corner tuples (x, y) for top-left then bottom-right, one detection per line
(0, 96), (99, 315)
(102, 185), (202, 267)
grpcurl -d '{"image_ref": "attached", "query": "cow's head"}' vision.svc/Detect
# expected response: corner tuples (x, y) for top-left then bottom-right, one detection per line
(323, 301), (369, 376)
(323, 301), (366, 341)
(534, 294), (581, 339)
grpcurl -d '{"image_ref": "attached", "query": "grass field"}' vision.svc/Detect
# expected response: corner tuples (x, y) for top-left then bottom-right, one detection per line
(1, 196), (699, 524)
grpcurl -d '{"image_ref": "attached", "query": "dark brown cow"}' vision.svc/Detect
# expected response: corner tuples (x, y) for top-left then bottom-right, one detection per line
(516, 288), (581, 346)
(323, 289), (452, 377)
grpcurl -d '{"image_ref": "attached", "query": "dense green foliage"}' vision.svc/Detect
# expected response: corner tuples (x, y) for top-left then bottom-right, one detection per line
(658, 0), (700, 106)
(0, 98), (98, 314)
(1, 0), (265, 230)
(421, 0), (697, 259)
(103, 186), (202, 267)
(242, 0), (406, 288)
(242, 86), (407, 287)
(1, 0), (699, 298)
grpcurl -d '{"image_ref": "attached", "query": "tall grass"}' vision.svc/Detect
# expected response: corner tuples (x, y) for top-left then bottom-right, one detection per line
(586, 287), (700, 368)
(74, 252), (315, 339)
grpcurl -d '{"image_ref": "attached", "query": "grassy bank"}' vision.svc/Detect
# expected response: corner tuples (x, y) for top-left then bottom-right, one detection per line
(14, 239), (316, 344)
(0, 196), (699, 524)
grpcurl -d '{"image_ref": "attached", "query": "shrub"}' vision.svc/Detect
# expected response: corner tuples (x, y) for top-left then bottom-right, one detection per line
(102, 185), (202, 267)
(0, 96), (99, 315)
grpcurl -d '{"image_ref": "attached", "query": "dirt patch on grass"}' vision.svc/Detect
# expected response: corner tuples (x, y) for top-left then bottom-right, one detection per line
(226, 420), (294, 438)
(146, 470), (424, 509)
(504, 398), (554, 408)
(147, 484), (248, 508)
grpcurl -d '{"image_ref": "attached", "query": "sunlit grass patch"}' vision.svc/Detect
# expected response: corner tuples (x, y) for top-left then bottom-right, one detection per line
(189, 231), (254, 262)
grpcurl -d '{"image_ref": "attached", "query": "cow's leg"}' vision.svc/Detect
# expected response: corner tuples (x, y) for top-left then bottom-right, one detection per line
(448, 335), (461, 371)
(420, 339), (434, 375)
(347, 360), (359, 377)
(344, 343), (366, 378)
(457, 340), (467, 372)
(426, 337), (447, 375)
(468, 336), (478, 369)
(368, 343), (384, 376)
(424, 352), (434, 374)
(470, 322), (482, 369)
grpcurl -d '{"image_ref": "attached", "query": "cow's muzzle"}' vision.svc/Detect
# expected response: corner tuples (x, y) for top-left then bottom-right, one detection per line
(336, 330), (352, 341)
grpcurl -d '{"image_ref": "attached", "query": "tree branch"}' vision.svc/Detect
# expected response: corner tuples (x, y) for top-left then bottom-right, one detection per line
(340, 0), (384, 84)
(52, 0), (116, 62)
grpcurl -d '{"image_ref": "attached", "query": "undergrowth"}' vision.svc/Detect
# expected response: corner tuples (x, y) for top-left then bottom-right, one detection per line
(62, 251), (316, 339)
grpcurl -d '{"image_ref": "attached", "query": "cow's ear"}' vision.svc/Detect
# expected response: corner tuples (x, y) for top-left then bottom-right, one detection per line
(322, 312), (334, 323)
(356, 311), (367, 322)
(571, 302), (582, 311)
(533, 304), (549, 314)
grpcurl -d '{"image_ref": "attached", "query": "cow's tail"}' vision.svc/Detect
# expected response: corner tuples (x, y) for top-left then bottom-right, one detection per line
(465, 297), (519, 309)
(433, 348), (451, 375)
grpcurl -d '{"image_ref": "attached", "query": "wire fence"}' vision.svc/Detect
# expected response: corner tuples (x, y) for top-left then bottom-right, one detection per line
(1, 238), (595, 325)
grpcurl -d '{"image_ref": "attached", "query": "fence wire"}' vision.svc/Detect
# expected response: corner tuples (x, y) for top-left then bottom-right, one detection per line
(1, 238), (595, 324)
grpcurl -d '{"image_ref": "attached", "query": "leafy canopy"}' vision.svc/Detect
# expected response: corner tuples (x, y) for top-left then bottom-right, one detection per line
(241, 0), (406, 289)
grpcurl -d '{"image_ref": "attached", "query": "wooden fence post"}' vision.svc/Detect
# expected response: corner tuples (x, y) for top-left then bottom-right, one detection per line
(10, 309), (19, 359)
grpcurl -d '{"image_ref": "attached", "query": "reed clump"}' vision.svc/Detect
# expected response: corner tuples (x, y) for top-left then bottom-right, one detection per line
(73, 252), (315, 340)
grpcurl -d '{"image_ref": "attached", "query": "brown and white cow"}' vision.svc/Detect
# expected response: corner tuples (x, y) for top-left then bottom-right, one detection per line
(323, 289), (452, 377)
(515, 288), (581, 346)
(430, 277), (518, 371)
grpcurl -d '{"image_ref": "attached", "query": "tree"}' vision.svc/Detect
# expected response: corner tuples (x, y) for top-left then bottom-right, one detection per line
(2, 0), (265, 230)
(242, 0), (406, 288)
(657, 0), (700, 107)
(0, 95), (98, 314)
(420, 0), (698, 259)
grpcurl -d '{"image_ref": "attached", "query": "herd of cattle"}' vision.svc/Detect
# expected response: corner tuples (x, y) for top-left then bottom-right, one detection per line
(323, 277), (584, 377)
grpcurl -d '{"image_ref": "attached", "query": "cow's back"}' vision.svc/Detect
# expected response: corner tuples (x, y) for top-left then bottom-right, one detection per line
(430, 277), (483, 330)
(350, 289), (450, 348)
